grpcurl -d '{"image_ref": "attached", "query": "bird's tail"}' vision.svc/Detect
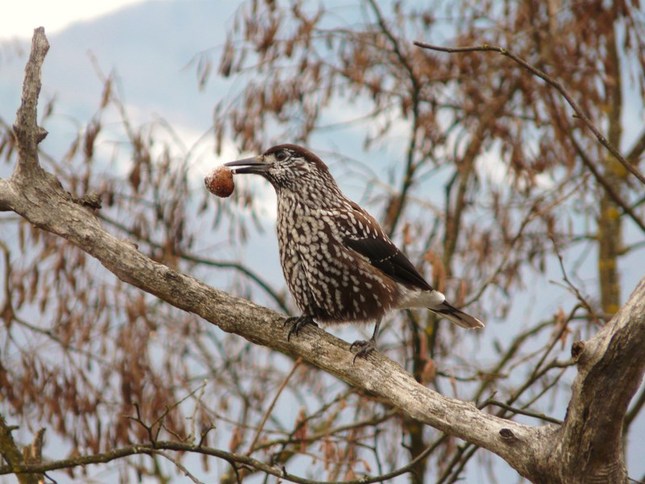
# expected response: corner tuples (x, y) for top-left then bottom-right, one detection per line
(429, 301), (485, 329)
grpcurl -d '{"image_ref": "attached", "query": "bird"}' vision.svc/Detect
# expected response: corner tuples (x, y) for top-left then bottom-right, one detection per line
(225, 144), (484, 361)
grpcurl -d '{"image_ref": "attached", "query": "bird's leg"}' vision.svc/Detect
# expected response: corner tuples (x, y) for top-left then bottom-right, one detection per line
(284, 314), (318, 341)
(349, 318), (381, 363)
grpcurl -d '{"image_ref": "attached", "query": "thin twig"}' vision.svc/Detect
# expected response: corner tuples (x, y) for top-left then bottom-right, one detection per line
(625, 383), (645, 431)
(369, 0), (422, 235)
(255, 410), (396, 453)
(149, 382), (210, 442)
(0, 438), (454, 484)
(355, 439), (441, 483)
(246, 358), (302, 455)
(482, 400), (562, 425)
(551, 238), (597, 320)
(466, 176), (590, 306)
(413, 41), (645, 185)
(531, 304), (582, 377)
(0, 442), (302, 483)
(147, 449), (204, 483)
(443, 443), (479, 484)
(568, 130), (645, 232)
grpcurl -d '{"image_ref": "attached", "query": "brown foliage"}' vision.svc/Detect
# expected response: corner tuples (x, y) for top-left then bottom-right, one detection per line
(1, 1), (644, 482)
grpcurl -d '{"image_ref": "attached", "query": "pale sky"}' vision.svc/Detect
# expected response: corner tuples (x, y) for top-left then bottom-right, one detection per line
(0, 0), (145, 40)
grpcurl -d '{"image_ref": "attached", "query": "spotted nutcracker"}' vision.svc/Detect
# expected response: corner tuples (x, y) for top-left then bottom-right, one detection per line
(225, 144), (484, 360)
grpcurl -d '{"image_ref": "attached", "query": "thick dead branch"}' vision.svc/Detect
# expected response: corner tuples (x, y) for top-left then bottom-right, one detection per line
(549, 279), (645, 482)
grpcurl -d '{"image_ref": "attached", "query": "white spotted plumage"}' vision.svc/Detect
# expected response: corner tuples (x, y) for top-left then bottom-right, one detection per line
(225, 144), (485, 345)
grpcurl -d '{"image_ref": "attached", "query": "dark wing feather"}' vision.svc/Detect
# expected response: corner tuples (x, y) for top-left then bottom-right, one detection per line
(341, 202), (432, 291)
(344, 237), (432, 290)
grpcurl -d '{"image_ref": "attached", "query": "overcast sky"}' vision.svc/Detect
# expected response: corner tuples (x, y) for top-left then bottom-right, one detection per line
(0, 0), (145, 39)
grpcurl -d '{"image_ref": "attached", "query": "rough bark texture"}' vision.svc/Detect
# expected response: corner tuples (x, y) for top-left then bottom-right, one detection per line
(547, 279), (645, 483)
(1, 28), (644, 484)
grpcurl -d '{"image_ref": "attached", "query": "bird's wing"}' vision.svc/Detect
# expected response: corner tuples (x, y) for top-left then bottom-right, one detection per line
(340, 202), (433, 291)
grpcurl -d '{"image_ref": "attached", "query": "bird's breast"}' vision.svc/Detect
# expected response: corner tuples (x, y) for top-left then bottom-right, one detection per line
(275, 199), (399, 323)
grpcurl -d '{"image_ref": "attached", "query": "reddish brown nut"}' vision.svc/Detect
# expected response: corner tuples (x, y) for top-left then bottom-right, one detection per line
(205, 166), (235, 198)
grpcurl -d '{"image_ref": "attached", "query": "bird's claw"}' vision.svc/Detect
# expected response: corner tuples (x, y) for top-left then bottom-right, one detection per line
(349, 339), (377, 364)
(284, 315), (317, 341)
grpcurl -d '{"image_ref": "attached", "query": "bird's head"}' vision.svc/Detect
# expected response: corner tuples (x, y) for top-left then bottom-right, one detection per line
(225, 144), (339, 195)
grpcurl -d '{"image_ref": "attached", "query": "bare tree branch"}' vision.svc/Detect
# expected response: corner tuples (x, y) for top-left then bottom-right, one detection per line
(626, 128), (645, 164)
(565, 112), (645, 232)
(413, 41), (645, 186)
(482, 400), (562, 425)
(367, 0), (422, 236)
(0, 441), (306, 483)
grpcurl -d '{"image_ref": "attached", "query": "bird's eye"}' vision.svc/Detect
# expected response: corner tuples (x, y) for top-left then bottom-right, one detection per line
(275, 151), (288, 162)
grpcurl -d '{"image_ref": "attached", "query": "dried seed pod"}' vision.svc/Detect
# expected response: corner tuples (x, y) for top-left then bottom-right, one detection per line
(205, 166), (235, 198)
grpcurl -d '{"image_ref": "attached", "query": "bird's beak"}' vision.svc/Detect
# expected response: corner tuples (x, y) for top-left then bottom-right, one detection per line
(224, 156), (268, 175)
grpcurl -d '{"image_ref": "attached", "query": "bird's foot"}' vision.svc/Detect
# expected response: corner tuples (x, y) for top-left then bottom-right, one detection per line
(284, 315), (317, 341)
(349, 338), (377, 364)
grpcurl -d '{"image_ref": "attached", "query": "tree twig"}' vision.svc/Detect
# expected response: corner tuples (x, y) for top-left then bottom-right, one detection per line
(481, 400), (562, 425)
(247, 357), (302, 455)
(413, 41), (645, 185)
(568, 129), (645, 232)
(147, 449), (204, 484)
(368, 0), (422, 236)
